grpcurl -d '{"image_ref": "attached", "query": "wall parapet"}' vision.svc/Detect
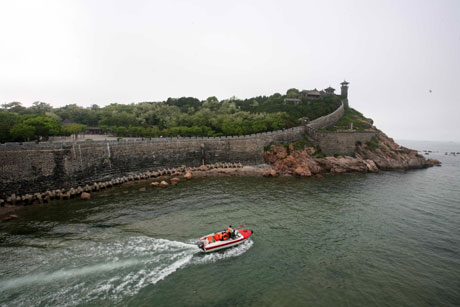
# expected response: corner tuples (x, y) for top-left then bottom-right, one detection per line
(0, 126), (305, 148)
(307, 100), (345, 130)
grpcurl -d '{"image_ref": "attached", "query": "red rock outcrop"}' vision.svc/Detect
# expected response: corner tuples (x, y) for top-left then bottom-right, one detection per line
(264, 132), (440, 177)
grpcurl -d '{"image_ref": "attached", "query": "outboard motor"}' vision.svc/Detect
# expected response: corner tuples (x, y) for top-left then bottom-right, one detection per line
(196, 241), (205, 250)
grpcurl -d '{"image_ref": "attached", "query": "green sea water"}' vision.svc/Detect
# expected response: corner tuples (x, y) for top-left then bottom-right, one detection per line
(1, 141), (459, 306)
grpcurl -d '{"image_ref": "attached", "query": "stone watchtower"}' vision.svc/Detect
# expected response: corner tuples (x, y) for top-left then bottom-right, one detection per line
(340, 80), (349, 107)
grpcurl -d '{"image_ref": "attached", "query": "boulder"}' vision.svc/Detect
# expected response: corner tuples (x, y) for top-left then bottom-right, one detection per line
(294, 166), (312, 177)
(159, 180), (169, 187)
(199, 165), (208, 171)
(315, 174), (324, 179)
(80, 192), (91, 200)
(364, 159), (379, 172)
(35, 193), (43, 204)
(1, 214), (18, 222)
(263, 168), (278, 177)
(150, 181), (160, 187)
(170, 177), (180, 185)
(426, 158), (441, 166)
(263, 168), (271, 177)
(184, 171), (192, 180)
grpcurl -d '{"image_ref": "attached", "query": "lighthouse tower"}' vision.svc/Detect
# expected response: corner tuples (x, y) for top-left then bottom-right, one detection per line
(341, 80), (349, 107)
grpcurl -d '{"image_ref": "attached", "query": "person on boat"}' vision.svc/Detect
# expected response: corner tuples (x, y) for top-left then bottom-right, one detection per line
(207, 235), (214, 243)
(227, 225), (235, 239)
(222, 232), (229, 240)
(214, 232), (220, 241)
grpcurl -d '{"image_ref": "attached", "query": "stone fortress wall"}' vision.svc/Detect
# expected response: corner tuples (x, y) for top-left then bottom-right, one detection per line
(0, 127), (305, 198)
(305, 100), (378, 156)
(307, 100), (345, 130)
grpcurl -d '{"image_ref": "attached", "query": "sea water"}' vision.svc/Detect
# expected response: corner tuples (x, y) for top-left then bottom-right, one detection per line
(0, 141), (459, 306)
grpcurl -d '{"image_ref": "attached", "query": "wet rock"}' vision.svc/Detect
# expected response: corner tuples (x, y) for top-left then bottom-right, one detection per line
(1, 214), (18, 222)
(294, 166), (312, 177)
(150, 182), (160, 187)
(34, 193), (43, 204)
(199, 165), (208, 171)
(263, 168), (278, 177)
(426, 158), (441, 166)
(364, 159), (379, 172)
(315, 174), (324, 179)
(170, 177), (180, 186)
(184, 171), (192, 180)
(159, 180), (169, 187)
(7, 194), (16, 205)
(139, 187), (146, 192)
(81, 192), (91, 200)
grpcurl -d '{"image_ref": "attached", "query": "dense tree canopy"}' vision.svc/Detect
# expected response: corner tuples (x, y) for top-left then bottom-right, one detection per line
(0, 92), (341, 142)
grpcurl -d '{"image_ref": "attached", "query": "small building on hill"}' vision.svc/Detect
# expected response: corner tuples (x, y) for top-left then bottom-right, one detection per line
(283, 98), (302, 104)
(299, 89), (321, 99)
(324, 86), (335, 95)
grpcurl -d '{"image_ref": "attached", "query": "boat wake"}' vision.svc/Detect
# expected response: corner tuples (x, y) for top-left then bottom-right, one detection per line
(0, 235), (253, 306)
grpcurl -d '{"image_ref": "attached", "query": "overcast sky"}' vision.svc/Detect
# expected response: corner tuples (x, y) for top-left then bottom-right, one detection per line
(0, 0), (459, 141)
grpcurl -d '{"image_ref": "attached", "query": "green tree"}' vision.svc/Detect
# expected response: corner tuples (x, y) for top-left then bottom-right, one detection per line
(1, 102), (27, 114)
(62, 123), (88, 138)
(30, 101), (53, 114)
(286, 88), (299, 98)
(23, 116), (60, 141)
(10, 123), (35, 141)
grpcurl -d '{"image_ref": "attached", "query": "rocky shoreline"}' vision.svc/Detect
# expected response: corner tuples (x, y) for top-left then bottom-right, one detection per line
(0, 133), (441, 222)
(264, 133), (441, 177)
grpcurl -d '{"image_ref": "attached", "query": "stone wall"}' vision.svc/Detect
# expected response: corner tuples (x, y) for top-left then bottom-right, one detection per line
(0, 127), (305, 198)
(303, 101), (379, 156)
(307, 101), (345, 130)
(316, 131), (379, 156)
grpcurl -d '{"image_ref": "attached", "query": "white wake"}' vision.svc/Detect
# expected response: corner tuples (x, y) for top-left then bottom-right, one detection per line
(0, 236), (253, 306)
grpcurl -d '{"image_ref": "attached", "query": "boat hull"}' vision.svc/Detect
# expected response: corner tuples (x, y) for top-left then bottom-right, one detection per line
(198, 229), (253, 253)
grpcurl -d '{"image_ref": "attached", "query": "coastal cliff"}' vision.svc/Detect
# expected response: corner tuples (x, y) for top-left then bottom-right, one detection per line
(264, 131), (441, 177)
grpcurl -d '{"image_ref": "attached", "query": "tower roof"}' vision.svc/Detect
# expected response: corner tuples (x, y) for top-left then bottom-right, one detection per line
(341, 80), (349, 85)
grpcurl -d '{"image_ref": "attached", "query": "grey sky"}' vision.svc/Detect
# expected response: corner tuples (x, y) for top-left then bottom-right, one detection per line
(1, 0), (459, 141)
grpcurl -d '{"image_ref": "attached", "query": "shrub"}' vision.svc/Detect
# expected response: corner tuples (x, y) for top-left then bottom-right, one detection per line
(365, 136), (379, 151)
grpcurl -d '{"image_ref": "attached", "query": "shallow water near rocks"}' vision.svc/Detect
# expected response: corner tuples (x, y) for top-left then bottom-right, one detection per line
(0, 141), (459, 306)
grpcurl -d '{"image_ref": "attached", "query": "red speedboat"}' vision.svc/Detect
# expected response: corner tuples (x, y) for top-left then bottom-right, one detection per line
(197, 228), (253, 253)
